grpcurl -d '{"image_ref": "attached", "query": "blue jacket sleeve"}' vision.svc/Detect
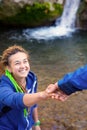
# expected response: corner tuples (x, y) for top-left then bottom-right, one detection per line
(0, 84), (25, 109)
(58, 65), (87, 95)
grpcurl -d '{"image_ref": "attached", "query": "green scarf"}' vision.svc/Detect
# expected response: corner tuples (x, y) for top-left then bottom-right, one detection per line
(5, 69), (28, 117)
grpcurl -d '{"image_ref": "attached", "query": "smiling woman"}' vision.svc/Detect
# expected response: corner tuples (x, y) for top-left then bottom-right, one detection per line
(0, 45), (53, 130)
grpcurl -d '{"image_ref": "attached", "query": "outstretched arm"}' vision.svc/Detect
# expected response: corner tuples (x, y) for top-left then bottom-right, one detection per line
(46, 65), (87, 101)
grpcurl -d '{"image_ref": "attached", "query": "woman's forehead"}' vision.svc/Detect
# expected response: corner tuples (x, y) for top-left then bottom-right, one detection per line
(9, 52), (28, 62)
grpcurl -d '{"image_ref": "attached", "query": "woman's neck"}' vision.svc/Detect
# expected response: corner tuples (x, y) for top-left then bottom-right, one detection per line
(15, 77), (27, 92)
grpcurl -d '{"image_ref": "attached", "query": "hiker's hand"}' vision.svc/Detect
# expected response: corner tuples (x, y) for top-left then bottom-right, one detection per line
(46, 83), (68, 101)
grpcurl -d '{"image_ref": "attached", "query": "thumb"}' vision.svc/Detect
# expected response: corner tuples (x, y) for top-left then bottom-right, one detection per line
(46, 84), (56, 93)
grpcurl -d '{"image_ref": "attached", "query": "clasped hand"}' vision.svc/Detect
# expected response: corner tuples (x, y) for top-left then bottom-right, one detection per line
(46, 83), (68, 101)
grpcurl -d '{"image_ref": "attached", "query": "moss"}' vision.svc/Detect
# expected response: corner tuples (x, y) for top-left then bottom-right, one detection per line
(0, 2), (63, 27)
(78, 1), (87, 13)
(53, 3), (63, 14)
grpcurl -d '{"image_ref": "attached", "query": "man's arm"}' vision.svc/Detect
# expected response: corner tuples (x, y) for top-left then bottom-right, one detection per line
(46, 65), (87, 101)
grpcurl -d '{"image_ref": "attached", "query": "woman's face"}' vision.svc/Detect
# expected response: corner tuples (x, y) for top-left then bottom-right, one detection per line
(7, 52), (30, 79)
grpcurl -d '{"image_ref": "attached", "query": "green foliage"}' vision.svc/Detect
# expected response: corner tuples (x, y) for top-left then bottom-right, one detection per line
(1, 2), (63, 27)
(19, 2), (51, 23)
(78, 1), (87, 13)
(53, 3), (63, 14)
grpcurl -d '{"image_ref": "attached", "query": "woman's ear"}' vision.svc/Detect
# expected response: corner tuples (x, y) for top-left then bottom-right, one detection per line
(6, 66), (11, 73)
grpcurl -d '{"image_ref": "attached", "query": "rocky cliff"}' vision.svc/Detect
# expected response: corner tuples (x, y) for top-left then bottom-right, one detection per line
(78, 0), (87, 30)
(0, 0), (64, 28)
(0, 0), (87, 29)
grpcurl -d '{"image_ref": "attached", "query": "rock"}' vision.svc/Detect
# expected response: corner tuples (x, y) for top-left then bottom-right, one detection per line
(0, 0), (63, 27)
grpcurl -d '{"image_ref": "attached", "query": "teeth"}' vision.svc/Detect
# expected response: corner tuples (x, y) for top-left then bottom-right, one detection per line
(20, 70), (26, 73)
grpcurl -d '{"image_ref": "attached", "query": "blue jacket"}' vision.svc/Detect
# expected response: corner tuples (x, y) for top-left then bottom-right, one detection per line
(58, 65), (87, 95)
(0, 71), (37, 130)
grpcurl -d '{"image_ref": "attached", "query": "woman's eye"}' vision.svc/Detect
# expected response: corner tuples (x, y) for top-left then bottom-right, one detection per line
(24, 60), (28, 63)
(15, 62), (20, 65)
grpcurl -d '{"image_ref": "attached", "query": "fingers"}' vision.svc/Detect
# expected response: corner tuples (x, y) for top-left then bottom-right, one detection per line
(51, 91), (68, 101)
(45, 83), (68, 101)
(46, 84), (58, 93)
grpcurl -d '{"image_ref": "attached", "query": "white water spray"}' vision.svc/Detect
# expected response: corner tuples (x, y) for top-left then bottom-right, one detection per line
(57, 0), (80, 28)
(23, 0), (80, 40)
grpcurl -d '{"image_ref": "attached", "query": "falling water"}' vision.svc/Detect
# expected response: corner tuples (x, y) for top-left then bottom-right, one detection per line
(11, 0), (81, 40)
(57, 0), (80, 28)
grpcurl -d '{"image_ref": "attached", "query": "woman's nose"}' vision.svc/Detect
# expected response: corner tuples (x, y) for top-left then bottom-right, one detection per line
(20, 62), (25, 68)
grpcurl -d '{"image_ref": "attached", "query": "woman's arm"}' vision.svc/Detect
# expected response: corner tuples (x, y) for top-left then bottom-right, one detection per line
(32, 107), (41, 130)
(23, 90), (51, 107)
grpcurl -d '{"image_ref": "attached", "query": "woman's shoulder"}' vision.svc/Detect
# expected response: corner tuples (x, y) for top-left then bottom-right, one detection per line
(0, 75), (15, 90)
(28, 71), (37, 81)
(0, 75), (9, 82)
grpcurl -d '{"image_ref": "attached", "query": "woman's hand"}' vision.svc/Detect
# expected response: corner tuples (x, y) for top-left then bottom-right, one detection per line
(46, 83), (69, 101)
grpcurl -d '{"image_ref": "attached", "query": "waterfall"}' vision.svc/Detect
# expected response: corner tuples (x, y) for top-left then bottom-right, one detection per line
(22, 0), (81, 40)
(56, 0), (80, 28)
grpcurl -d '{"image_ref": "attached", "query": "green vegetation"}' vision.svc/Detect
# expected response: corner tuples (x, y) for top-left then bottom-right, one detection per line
(78, 1), (86, 13)
(0, 2), (63, 27)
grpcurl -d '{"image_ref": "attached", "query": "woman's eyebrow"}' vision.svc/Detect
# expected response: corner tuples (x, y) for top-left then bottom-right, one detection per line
(14, 58), (28, 63)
